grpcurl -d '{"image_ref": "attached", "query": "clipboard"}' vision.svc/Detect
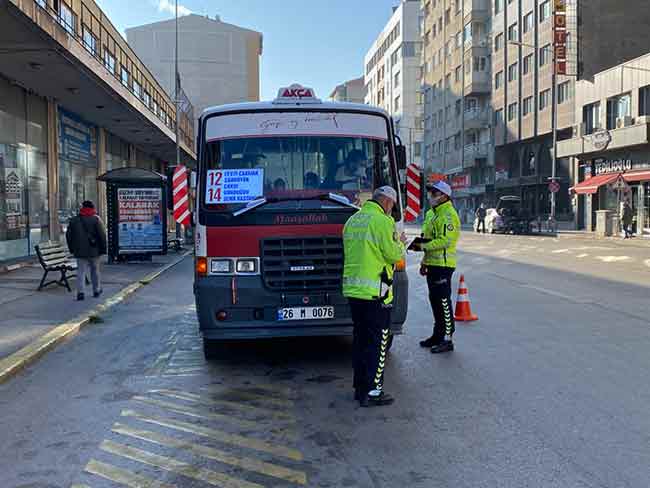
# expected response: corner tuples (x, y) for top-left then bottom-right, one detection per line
(406, 236), (431, 252)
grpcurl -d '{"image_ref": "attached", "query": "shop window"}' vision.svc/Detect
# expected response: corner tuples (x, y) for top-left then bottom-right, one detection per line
(0, 81), (50, 262)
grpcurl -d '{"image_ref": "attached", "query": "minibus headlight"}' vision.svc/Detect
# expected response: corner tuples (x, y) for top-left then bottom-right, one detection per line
(210, 259), (233, 274)
(236, 259), (258, 274)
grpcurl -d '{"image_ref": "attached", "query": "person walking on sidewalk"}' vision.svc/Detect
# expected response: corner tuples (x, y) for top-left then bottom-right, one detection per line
(413, 181), (460, 354)
(65, 201), (107, 301)
(621, 201), (634, 239)
(343, 186), (406, 407)
(475, 203), (487, 233)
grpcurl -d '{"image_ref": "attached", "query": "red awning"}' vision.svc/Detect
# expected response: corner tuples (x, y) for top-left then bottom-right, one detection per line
(571, 173), (620, 194)
(623, 170), (650, 183)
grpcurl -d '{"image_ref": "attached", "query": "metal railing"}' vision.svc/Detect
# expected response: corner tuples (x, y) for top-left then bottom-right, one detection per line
(30, 0), (194, 150)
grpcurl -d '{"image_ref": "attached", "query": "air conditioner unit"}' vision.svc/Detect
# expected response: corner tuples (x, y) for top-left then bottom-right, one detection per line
(623, 115), (634, 127)
(572, 123), (586, 138)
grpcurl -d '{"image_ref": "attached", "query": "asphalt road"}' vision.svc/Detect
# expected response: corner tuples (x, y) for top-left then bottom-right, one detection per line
(1, 233), (649, 488)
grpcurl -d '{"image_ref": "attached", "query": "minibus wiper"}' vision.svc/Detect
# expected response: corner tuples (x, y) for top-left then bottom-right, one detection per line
(232, 193), (358, 217)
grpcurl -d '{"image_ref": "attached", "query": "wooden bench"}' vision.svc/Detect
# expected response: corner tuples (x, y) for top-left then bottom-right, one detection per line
(35, 241), (78, 292)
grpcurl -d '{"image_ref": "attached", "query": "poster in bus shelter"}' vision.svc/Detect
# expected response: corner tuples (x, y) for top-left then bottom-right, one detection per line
(117, 188), (163, 253)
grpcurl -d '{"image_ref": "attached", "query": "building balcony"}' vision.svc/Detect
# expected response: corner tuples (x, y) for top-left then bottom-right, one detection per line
(557, 118), (650, 158)
(463, 0), (490, 22)
(464, 71), (491, 95)
(463, 143), (489, 166)
(464, 109), (489, 129)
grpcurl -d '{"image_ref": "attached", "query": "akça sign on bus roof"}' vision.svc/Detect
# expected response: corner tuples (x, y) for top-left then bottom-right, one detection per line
(273, 84), (321, 104)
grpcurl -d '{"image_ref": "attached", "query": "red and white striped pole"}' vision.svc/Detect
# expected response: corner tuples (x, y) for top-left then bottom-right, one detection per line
(172, 165), (191, 227)
(405, 163), (422, 222)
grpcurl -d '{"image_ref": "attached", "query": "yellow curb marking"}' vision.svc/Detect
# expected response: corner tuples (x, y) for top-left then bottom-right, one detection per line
(149, 389), (295, 422)
(113, 423), (306, 485)
(85, 459), (176, 488)
(121, 410), (302, 461)
(100, 440), (262, 488)
(0, 253), (190, 383)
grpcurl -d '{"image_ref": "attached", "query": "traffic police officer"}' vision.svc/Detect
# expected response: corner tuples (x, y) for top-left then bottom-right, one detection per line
(415, 180), (460, 353)
(343, 186), (406, 407)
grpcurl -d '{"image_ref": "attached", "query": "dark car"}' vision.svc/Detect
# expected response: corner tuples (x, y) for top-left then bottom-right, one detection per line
(496, 196), (535, 234)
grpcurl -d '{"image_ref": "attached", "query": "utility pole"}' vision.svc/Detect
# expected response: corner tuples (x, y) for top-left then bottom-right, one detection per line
(550, 1), (558, 228)
(174, 0), (181, 239)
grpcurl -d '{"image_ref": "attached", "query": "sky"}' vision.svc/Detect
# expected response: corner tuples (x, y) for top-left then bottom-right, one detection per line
(100, 0), (402, 101)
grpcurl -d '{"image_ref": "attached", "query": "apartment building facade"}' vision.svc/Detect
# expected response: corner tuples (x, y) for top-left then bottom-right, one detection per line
(364, 0), (423, 169)
(329, 77), (366, 104)
(420, 0), (494, 218)
(0, 0), (195, 263)
(558, 52), (650, 235)
(127, 14), (263, 133)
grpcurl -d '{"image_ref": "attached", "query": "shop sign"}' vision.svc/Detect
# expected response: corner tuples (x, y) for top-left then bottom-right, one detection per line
(117, 188), (164, 253)
(4, 168), (24, 231)
(451, 174), (470, 189)
(58, 108), (97, 166)
(591, 129), (611, 150)
(595, 159), (632, 175)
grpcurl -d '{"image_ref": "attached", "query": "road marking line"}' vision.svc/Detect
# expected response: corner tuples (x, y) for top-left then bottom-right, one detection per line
(168, 362), (205, 369)
(200, 387), (295, 408)
(161, 374), (202, 378)
(164, 367), (206, 374)
(645, 259), (650, 268)
(85, 459), (176, 488)
(100, 440), (263, 488)
(132, 396), (258, 429)
(551, 249), (570, 254)
(70, 484), (93, 488)
(149, 390), (295, 421)
(576, 253), (589, 258)
(121, 410), (303, 461)
(112, 423), (306, 485)
(596, 255), (632, 263)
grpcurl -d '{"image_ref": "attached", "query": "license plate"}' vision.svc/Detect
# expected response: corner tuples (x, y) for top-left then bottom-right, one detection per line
(277, 306), (335, 321)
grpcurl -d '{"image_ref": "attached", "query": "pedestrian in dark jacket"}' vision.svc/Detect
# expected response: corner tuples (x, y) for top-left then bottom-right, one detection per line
(475, 203), (487, 233)
(65, 201), (107, 300)
(622, 201), (634, 239)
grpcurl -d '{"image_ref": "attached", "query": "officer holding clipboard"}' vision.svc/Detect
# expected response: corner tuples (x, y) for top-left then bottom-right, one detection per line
(409, 181), (460, 353)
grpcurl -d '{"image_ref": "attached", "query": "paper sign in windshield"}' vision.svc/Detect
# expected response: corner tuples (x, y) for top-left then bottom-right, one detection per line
(205, 169), (264, 204)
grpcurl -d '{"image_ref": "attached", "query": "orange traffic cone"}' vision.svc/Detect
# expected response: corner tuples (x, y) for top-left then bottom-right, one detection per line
(454, 274), (478, 322)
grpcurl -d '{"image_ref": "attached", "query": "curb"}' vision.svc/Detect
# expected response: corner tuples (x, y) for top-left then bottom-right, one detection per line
(0, 250), (192, 384)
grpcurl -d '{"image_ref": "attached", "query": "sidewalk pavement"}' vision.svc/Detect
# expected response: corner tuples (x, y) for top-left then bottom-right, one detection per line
(0, 250), (191, 371)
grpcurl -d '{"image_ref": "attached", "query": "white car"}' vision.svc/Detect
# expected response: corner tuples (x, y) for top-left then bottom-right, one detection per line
(473, 208), (504, 233)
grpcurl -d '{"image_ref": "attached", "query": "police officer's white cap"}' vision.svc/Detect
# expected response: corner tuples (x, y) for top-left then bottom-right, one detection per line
(428, 180), (452, 197)
(374, 186), (398, 203)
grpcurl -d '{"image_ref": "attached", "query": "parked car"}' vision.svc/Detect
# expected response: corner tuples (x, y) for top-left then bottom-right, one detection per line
(473, 208), (504, 233)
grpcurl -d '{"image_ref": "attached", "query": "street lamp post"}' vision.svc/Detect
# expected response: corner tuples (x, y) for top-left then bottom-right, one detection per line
(174, 0), (181, 239)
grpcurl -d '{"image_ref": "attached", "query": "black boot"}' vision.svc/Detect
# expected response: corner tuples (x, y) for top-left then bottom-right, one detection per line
(360, 392), (395, 407)
(431, 340), (454, 354)
(419, 335), (439, 348)
(77, 293), (85, 301)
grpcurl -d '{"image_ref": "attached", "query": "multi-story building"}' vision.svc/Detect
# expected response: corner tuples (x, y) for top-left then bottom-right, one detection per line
(364, 0), (423, 169)
(491, 0), (650, 223)
(329, 77), (366, 104)
(420, 0), (494, 218)
(127, 14), (263, 132)
(558, 52), (650, 235)
(0, 0), (195, 263)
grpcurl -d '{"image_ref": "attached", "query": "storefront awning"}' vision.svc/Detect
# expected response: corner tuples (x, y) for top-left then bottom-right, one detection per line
(570, 173), (620, 194)
(623, 170), (650, 183)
